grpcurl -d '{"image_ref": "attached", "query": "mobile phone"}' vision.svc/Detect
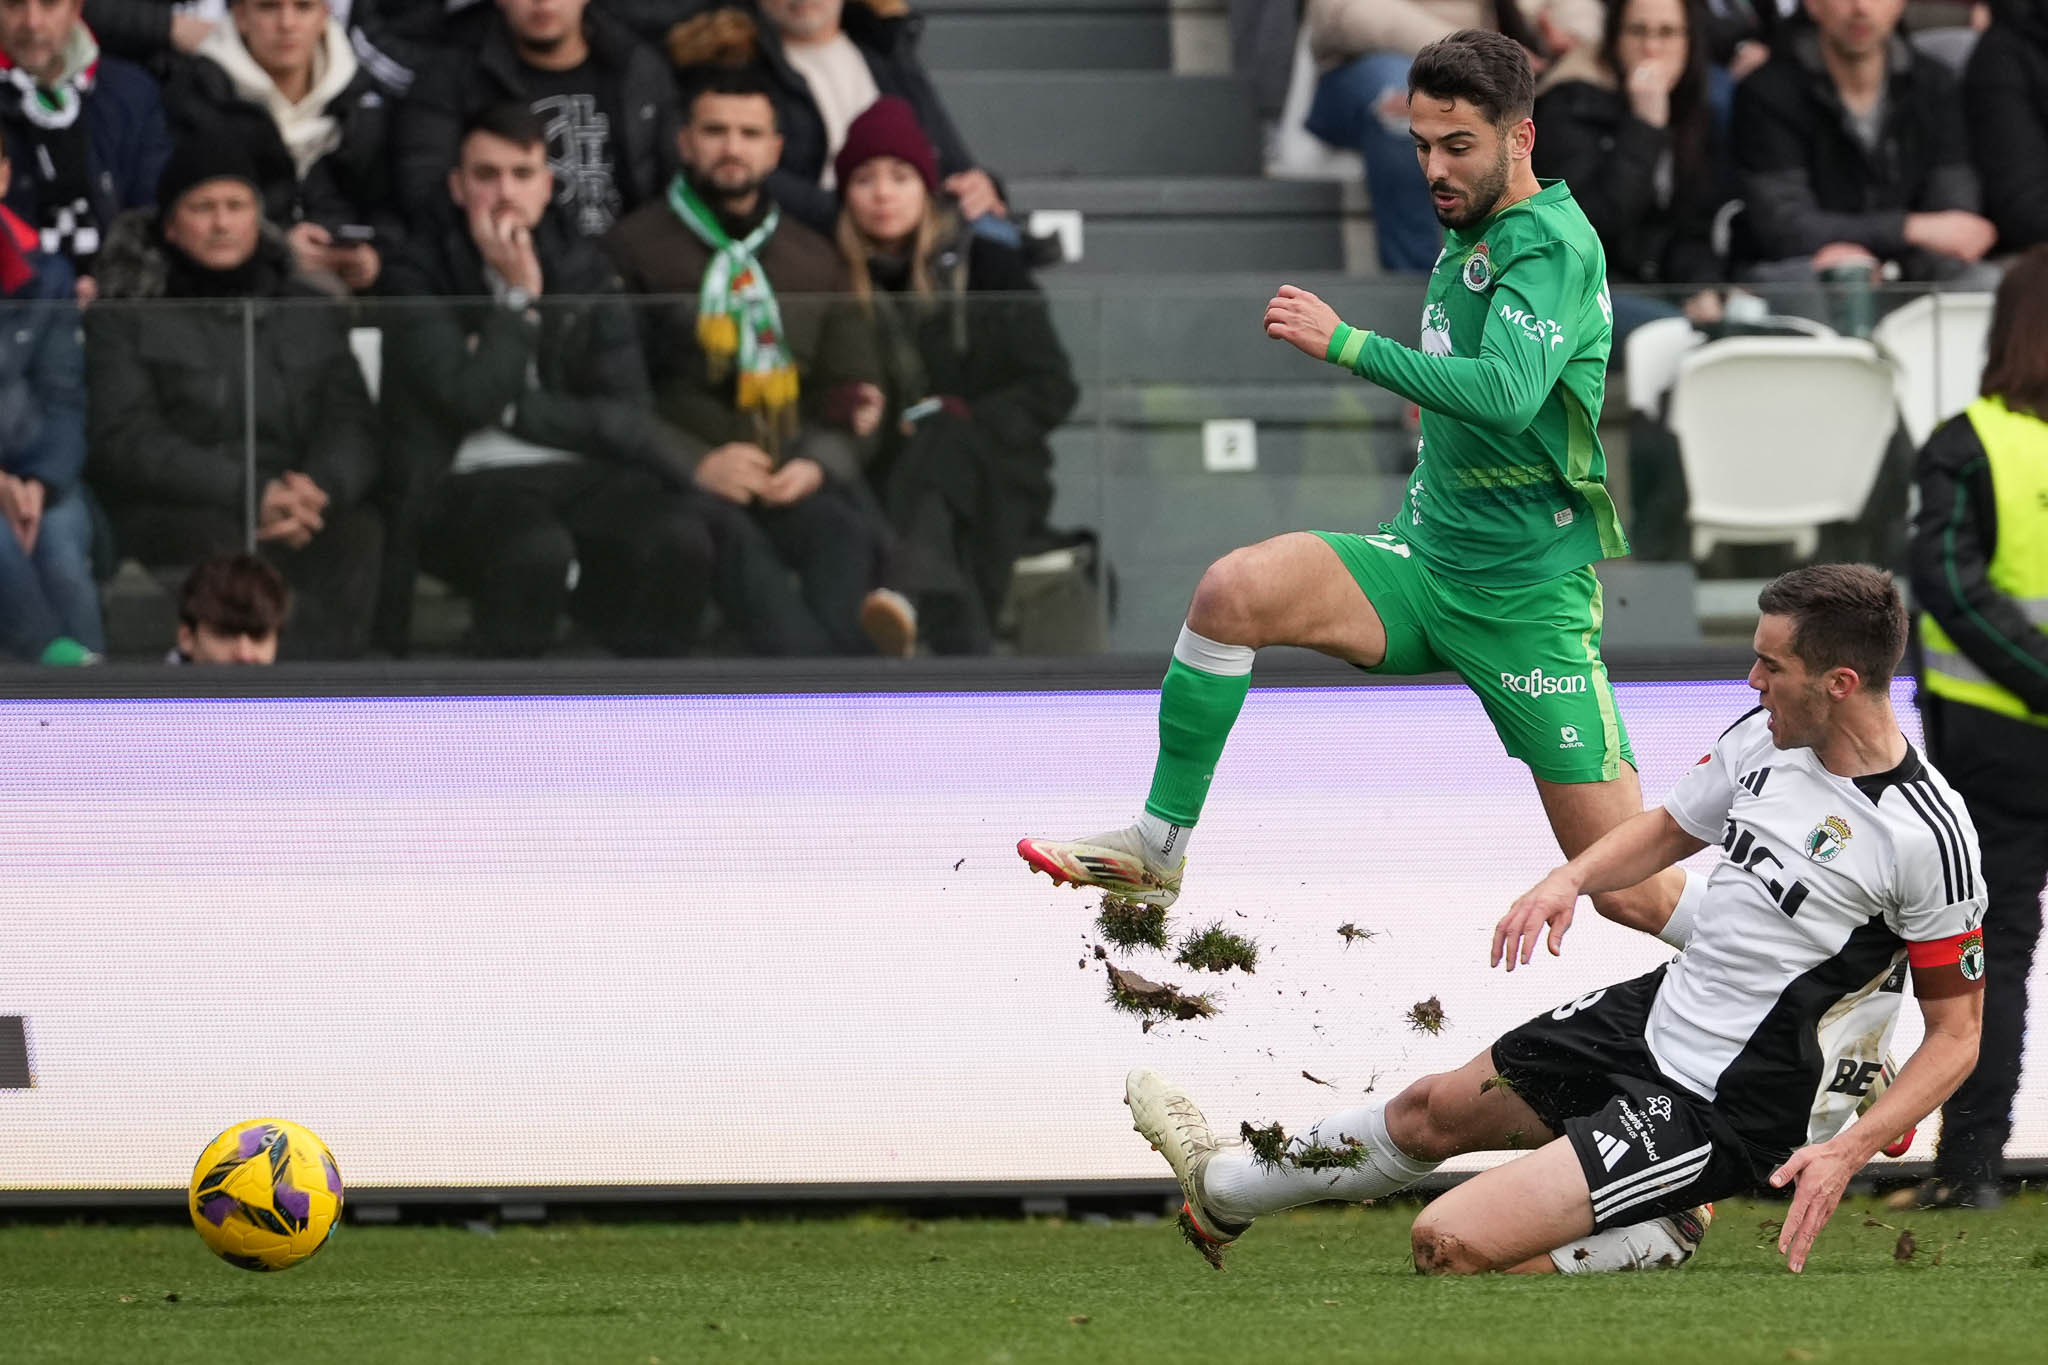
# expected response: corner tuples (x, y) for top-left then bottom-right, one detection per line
(331, 223), (377, 245)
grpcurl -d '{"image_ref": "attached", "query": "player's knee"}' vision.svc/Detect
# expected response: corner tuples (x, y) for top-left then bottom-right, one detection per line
(1410, 1215), (1489, 1275)
(1385, 1082), (1454, 1163)
(1186, 551), (1265, 644)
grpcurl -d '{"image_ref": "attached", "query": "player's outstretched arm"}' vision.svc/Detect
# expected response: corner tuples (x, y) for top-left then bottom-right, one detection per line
(1770, 978), (1982, 1273)
(1492, 807), (1705, 971)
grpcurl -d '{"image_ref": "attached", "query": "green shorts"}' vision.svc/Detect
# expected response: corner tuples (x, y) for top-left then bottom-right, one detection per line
(1311, 528), (1633, 784)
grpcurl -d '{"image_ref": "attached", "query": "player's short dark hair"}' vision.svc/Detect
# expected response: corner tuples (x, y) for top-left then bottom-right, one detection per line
(1981, 243), (2048, 421)
(461, 102), (549, 155)
(1756, 564), (1906, 688)
(681, 65), (781, 132)
(178, 554), (291, 637)
(1408, 29), (1535, 127)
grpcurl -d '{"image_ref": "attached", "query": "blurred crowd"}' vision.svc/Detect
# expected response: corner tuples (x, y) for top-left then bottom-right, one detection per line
(3, 0), (2046, 662)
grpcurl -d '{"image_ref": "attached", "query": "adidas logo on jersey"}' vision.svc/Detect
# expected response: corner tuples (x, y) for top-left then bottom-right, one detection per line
(1593, 1129), (1632, 1171)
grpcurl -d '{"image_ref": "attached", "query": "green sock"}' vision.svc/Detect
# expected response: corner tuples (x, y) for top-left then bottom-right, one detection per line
(1144, 656), (1253, 827)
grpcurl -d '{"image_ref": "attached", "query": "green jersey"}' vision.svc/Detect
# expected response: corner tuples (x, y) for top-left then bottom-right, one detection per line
(1325, 179), (1627, 586)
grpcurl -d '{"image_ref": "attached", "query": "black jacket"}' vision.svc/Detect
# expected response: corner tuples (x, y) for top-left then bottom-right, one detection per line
(158, 48), (396, 236)
(0, 53), (171, 274)
(1731, 25), (1980, 262)
(391, 6), (678, 236)
(1964, 3), (2048, 251)
(379, 209), (689, 502)
(83, 211), (381, 514)
(1532, 80), (1728, 286)
(80, 0), (181, 65)
(868, 233), (1075, 522)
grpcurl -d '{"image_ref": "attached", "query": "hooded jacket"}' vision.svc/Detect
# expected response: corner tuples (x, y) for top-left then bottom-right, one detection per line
(84, 208), (380, 512)
(158, 16), (395, 236)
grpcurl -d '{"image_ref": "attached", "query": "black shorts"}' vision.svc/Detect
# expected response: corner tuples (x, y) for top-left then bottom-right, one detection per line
(1490, 967), (1785, 1231)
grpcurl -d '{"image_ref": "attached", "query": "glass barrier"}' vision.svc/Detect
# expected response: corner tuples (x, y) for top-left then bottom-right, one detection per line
(0, 278), (2001, 665)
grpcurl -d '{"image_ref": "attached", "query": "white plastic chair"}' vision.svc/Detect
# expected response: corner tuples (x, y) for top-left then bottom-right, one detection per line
(348, 325), (383, 403)
(1666, 336), (1899, 561)
(1871, 292), (1994, 447)
(1624, 315), (1704, 418)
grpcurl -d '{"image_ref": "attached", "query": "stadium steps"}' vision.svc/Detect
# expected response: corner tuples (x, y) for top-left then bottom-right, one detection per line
(920, 0), (1171, 69)
(933, 73), (1261, 177)
(1008, 176), (1345, 273)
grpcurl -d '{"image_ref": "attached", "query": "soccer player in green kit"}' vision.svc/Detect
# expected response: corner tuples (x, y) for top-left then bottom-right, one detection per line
(1020, 29), (1701, 961)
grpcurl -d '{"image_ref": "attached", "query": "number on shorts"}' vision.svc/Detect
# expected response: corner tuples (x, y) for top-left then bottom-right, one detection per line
(1551, 988), (1607, 1021)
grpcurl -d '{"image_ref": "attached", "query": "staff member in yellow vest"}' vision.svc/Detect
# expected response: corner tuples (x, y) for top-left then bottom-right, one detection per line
(1905, 244), (2048, 1211)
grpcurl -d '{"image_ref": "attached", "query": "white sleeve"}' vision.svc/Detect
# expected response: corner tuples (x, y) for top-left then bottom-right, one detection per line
(1887, 790), (1988, 957)
(1662, 715), (1749, 844)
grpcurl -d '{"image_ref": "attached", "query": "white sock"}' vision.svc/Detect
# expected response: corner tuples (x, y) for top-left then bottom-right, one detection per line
(1657, 869), (1709, 949)
(1548, 1216), (1695, 1273)
(1135, 811), (1190, 865)
(1172, 623), (1256, 677)
(1199, 1102), (1441, 1224)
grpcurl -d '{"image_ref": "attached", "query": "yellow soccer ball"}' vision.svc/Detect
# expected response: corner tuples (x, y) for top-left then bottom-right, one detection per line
(188, 1119), (344, 1271)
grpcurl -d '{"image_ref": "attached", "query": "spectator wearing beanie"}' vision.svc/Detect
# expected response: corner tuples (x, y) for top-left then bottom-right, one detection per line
(85, 139), (383, 659)
(0, 0), (171, 298)
(832, 96), (1077, 654)
(157, 0), (395, 295)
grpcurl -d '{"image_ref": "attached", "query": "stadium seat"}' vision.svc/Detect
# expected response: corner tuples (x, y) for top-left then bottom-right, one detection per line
(1870, 291), (1994, 448)
(1667, 336), (1899, 561)
(1624, 315), (1703, 418)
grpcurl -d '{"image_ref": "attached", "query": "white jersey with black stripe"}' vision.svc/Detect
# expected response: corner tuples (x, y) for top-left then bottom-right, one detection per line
(1649, 708), (1985, 1149)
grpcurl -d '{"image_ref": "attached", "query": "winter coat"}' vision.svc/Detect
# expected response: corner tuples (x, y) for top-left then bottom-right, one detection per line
(80, 0), (182, 65)
(378, 208), (690, 502)
(666, 0), (983, 237)
(0, 214), (86, 497)
(1964, 3), (2048, 251)
(391, 5), (678, 236)
(863, 232), (1076, 529)
(157, 35), (396, 236)
(1533, 79), (1729, 285)
(83, 210), (381, 514)
(1731, 24), (1980, 263)
(0, 52), (171, 269)
(601, 191), (880, 464)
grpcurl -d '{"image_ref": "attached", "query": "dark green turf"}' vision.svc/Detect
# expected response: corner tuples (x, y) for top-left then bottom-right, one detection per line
(7, 1196), (2046, 1363)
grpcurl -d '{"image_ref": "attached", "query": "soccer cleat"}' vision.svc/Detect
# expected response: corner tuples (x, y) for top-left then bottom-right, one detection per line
(1665, 1203), (1713, 1263)
(1017, 826), (1184, 908)
(1124, 1067), (1249, 1269)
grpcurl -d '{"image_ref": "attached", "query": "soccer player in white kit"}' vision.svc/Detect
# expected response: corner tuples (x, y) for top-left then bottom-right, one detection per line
(1129, 565), (1987, 1275)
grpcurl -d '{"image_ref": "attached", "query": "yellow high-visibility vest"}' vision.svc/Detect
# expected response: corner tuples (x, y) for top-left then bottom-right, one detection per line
(1920, 395), (2048, 727)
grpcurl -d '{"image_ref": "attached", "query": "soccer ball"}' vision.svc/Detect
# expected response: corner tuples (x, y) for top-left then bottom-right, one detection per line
(188, 1118), (344, 1271)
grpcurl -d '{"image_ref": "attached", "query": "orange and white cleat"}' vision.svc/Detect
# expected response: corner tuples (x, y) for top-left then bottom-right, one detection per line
(1017, 826), (1183, 909)
(1125, 1067), (1249, 1270)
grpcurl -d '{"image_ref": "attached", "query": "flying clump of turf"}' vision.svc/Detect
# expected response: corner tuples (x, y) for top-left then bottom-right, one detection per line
(1174, 923), (1259, 974)
(1095, 895), (1170, 952)
(1104, 963), (1215, 1023)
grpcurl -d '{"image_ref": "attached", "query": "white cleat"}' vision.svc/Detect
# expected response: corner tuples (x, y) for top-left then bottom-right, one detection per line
(1124, 1067), (1249, 1269)
(1017, 825), (1183, 908)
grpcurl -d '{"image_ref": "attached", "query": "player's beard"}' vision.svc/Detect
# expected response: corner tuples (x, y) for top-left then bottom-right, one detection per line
(1432, 143), (1512, 230)
(686, 160), (768, 212)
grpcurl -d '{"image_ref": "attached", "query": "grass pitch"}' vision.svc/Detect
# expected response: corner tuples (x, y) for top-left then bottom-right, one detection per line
(8, 1195), (2048, 1363)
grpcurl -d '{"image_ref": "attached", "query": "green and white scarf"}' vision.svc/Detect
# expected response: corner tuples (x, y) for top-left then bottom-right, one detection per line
(667, 174), (799, 424)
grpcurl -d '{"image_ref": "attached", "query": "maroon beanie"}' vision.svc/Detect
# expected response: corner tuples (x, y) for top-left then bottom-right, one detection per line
(835, 96), (939, 194)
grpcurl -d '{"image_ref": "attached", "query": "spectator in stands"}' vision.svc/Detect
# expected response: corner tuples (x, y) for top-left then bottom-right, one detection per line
(604, 68), (916, 657)
(0, 122), (99, 665)
(1906, 244), (2048, 1210)
(83, 0), (218, 69)
(169, 551), (288, 663)
(159, 0), (391, 295)
(1534, 0), (1730, 343)
(86, 141), (382, 659)
(664, 0), (1008, 242)
(1965, 0), (2048, 251)
(393, 0), (676, 241)
(1731, 0), (1999, 291)
(0, 0), (171, 298)
(1301, 0), (1562, 272)
(830, 97), (1076, 653)
(1233, 0), (1301, 163)
(380, 103), (721, 659)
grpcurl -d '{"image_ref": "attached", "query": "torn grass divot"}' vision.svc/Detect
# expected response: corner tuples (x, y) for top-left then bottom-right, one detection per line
(1095, 895), (1169, 952)
(1105, 963), (1215, 1023)
(1174, 923), (1259, 974)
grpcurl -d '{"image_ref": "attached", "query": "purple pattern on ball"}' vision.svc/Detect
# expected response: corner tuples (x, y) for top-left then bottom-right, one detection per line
(322, 1154), (342, 1195)
(275, 1185), (310, 1220)
(198, 1195), (236, 1226)
(236, 1126), (273, 1158)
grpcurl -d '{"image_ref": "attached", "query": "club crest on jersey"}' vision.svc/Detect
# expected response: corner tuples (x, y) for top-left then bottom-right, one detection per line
(1804, 816), (1852, 863)
(1463, 242), (1493, 292)
(1961, 929), (1985, 981)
